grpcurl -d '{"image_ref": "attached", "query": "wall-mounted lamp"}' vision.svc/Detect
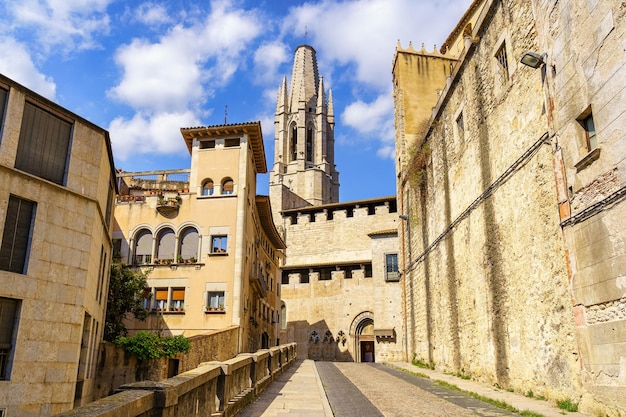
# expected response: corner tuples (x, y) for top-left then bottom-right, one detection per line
(520, 51), (547, 69)
(399, 214), (409, 221)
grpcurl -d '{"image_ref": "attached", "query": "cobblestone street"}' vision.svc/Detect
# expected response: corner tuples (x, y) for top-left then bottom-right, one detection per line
(237, 360), (588, 417)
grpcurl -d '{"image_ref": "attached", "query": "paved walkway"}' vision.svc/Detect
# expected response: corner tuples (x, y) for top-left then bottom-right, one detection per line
(236, 360), (588, 417)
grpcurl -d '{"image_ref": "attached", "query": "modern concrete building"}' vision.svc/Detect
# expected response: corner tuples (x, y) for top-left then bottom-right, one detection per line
(113, 122), (285, 356)
(394, 0), (626, 414)
(0, 74), (117, 415)
(273, 45), (405, 363)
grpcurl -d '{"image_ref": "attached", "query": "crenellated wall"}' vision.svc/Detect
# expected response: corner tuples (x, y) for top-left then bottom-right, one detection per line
(279, 197), (405, 363)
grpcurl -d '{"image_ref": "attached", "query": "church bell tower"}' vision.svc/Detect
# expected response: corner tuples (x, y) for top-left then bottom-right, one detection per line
(269, 45), (340, 221)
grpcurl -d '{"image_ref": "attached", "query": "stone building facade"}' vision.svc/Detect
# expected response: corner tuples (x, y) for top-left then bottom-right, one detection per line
(0, 74), (117, 415)
(394, 0), (626, 414)
(273, 46), (404, 362)
(113, 122), (285, 356)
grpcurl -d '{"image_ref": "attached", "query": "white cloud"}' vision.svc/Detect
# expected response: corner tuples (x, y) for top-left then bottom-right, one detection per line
(253, 41), (290, 84)
(108, 111), (200, 161)
(133, 2), (171, 26)
(284, 0), (471, 89)
(342, 94), (393, 134)
(108, 30), (205, 112)
(0, 36), (56, 99)
(109, 0), (262, 112)
(8, 0), (112, 52)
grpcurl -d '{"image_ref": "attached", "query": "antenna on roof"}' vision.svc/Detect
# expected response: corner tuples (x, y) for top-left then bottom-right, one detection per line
(305, 25), (308, 43)
(224, 104), (228, 124)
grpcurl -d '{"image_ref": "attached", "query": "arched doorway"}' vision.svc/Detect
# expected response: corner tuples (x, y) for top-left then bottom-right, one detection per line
(350, 311), (375, 363)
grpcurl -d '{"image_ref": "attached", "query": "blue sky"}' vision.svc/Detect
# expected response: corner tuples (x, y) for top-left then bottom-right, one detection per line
(0, 0), (471, 201)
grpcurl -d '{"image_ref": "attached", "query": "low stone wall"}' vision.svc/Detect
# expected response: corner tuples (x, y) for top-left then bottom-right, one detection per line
(57, 343), (297, 417)
(94, 327), (239, 400)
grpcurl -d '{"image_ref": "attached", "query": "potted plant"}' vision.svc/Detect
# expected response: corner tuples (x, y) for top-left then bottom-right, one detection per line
(177, 255), (183, 264)
(190, 257), (196, 264)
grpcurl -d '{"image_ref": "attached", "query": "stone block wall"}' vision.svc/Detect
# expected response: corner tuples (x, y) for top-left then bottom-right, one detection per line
(56, 343), (297, 417)
(93, 327), (239, 400)
(280, 198), (405, 362)
(398, 0), (581, 406)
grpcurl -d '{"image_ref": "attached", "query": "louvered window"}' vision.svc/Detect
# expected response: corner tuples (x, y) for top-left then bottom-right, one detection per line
(0, 195), (36, 274)
(0, 297), (19, 380)
(0, 87), (8, 140)
(15, 101), (72, 185)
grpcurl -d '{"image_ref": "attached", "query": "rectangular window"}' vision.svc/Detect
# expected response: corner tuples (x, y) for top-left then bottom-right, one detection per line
(15, 101), (72, 185)
(0, 195), (36, 274)
(224, 138), (240, 147)
(207, 291), (225, 310)
(455, 112), (464, 142)
(582, 113), (597, 152)
(211, 235), (228, 254)
(385, 253), (400, 282)
(0, 297), (20, 380)
(495, 42), (509, 86)
(0, 86), (8, 140)
(199, 140), (215, 149)
(155, 288), (168, 311)
(170, 288), (185, 311)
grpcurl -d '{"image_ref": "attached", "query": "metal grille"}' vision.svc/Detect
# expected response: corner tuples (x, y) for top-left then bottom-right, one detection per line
(495, 43), (509, 85)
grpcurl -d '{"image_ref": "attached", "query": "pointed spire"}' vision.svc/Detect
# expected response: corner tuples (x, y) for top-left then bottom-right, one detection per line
(328, 88), (334, 123)
(316, 76), (326, 113)
(276, 76), (288, 114)
(289, 45), (320, 111)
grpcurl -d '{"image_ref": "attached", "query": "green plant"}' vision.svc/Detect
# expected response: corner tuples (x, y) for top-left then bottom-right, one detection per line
(406, 140), (432, 189)
(115, 331), (190, 360)
(104, 263), (150, 341)
(526, 390), (534, 398)
(411, 354), (435, 370)
(556, 399), (579, 412)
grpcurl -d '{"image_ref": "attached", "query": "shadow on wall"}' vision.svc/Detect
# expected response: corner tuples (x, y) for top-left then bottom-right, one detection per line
(287, 319), (354, 362)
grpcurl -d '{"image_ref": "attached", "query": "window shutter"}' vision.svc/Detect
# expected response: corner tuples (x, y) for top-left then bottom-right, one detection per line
(172, 289), (185, 301)
(0, 196), (36, 274)
(155, 289), (168, 301)
(179, 228), (199, 259)
(157, 229), (175, 259)
(135, 231), (152, 255)
(223, 180), (233, 193)
(15, 102), (72, 185)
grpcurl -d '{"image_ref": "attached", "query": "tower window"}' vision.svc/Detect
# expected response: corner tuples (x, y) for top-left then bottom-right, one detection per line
(221, 178), (234, 195)
(306, 126), (313, 163)
(290, 125), (297, 161)
(201, 179), (214, 196)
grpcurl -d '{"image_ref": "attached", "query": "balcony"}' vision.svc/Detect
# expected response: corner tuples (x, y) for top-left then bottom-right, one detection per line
(250, 270), (268, 298)
(156, 197), (181, 216)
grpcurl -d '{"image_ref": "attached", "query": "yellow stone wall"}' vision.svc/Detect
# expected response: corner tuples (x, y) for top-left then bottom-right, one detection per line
(0, 76), (115, 416)
(114, 127), (283, 354)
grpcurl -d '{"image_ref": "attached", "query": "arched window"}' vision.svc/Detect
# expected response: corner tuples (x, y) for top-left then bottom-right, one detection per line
(134, 229), (153, 265)
(306, 125), (313, 162)
(179, 227), (199, 262)
(156, 228), (175, 262)
(290, 124), (297, 161)
(201, 179), (214, 196)
(221, 177), (234, 195)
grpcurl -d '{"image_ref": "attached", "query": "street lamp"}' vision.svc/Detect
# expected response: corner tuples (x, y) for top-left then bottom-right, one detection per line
(520, 51), (546, 69)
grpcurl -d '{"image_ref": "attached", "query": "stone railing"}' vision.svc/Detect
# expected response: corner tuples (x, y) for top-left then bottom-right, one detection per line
(58, 343), (297, 417)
